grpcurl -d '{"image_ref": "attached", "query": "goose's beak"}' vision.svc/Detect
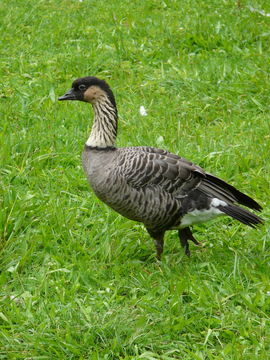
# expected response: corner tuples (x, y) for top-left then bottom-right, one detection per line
(58, 88), (77, 101)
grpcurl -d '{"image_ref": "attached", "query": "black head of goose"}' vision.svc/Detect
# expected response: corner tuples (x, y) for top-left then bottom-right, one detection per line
(59, 76), (263, 259)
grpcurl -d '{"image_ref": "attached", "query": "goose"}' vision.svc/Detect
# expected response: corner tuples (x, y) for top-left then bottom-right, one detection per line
(58, 76), (263, 259)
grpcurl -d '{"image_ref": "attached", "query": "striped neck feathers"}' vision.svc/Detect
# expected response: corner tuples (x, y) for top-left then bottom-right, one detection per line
(86, 95), (118, 148)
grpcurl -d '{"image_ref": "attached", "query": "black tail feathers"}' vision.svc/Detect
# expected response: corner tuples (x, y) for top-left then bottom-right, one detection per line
(205, 173), (262, 211)
(218, 204), (264, 228)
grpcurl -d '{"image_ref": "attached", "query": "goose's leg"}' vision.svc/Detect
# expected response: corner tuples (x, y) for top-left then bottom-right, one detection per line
(147, 229), (165, 260)
(178, 227), (201, 256)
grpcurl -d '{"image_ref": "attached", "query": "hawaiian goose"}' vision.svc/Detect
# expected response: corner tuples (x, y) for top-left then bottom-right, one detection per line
(59, 77), (263, 259)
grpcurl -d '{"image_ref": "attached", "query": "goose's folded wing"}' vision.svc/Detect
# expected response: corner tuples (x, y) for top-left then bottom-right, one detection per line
(115, 146), (205, 195)
(114, 146), (262, 211)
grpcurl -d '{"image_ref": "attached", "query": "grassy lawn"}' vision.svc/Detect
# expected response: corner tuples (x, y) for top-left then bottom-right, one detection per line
(1, 0), (270, 358)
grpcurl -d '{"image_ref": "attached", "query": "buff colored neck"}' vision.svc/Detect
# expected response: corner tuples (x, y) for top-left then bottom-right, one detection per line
(86, 97), (118, 148)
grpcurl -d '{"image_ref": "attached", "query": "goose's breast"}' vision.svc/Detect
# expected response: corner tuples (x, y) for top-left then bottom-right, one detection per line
(82, 149), (117, 197)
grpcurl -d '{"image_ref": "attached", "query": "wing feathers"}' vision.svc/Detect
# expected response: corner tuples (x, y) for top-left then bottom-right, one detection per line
(118, 147), (202, 193)
(116, 146), (262, 216)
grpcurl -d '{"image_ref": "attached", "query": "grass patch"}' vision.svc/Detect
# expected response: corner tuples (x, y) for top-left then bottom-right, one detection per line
(1, 0), (269, 358)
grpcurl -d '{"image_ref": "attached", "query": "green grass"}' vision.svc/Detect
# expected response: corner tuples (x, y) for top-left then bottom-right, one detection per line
(1, 0), (270, 358)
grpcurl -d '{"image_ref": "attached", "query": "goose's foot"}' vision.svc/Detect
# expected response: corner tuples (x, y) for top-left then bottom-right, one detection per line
(178, 227), (201, 256)
(147, 229), (165, 261)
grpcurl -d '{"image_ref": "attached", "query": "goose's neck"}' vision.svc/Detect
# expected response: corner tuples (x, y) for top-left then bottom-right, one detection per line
(86, 97), (118, 148)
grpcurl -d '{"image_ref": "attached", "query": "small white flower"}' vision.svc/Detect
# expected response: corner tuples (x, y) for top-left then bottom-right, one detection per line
(156, 135), (164, 145)
(139, 106), (147, 116)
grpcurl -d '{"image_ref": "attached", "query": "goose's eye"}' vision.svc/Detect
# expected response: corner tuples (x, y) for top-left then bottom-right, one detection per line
(79, 84), (86, 91)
